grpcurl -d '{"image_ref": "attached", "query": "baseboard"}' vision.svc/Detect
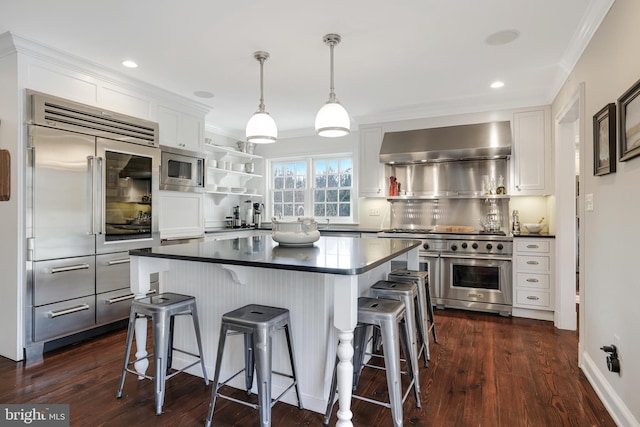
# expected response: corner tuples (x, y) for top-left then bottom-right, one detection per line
(512, 307), (554, 322)
(581, 352), (640, 427)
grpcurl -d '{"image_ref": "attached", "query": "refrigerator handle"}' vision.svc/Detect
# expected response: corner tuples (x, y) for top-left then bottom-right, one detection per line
(88, 156), (96, 235)
(96, 156), (104, 235)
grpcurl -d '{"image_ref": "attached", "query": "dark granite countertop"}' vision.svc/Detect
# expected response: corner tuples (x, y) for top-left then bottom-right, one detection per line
(512, 232), (555, 238)
(131, 235), (420, 275)
(205, 226), (382, 234)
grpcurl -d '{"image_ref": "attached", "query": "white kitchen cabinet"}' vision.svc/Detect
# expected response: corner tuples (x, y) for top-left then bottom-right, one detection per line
(157, 105), (204, 151)
(359, 126), (386, 197)
(512, 237), (555, 321)
(510, 108), (553, 195)
(159, 191), (204, 239)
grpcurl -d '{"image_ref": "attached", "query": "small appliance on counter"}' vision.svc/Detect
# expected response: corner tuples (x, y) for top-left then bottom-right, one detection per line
(253, 203), (263, 228)
(233, 206), (242, 228)
(244, 200), (254, 226)
(512, 210), (521, 235)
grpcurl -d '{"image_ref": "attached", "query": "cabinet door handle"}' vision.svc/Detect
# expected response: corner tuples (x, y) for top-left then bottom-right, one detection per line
(526, 261), (539, 265)
(526, 296), (540, 301)
(48, 304), (90, 318)
(526, 278), (539, 282)
(107, 258), (130, 266)
(50, 263), (90, 274)
(526, 245), (539, 249)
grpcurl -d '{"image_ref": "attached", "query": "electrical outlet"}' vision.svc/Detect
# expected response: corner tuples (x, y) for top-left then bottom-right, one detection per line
(369, 208), (380, 216)
(614, 334), (621, 360)
(585, 193), (594, 212)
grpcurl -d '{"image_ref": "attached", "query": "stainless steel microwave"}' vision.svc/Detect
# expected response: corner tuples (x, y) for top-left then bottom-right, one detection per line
(159, 146), (205, 192)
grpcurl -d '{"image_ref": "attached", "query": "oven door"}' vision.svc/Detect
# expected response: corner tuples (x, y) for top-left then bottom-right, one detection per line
(440, 254), (512, 310)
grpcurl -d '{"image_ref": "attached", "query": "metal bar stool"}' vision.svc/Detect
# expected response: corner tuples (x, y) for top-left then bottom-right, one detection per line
(205, 304), (303, 427)
(389, 269), (438, 361)
(369, 280), (424, 392)
(324, 297), (420, 427)
(116, 292), (208, 415)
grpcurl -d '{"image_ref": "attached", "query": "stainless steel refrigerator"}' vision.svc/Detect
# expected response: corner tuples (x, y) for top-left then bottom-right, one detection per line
(25, 91), (160, 360)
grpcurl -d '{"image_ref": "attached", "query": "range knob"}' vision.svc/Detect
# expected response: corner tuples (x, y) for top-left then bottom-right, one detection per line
(423, 243), (430, 250)
(472, 243), (478, 249)
(486, 243), (493, 250)
(451, 244), (458, 251)
(461, 243), (468, 249)
(497, 243), (504, 250)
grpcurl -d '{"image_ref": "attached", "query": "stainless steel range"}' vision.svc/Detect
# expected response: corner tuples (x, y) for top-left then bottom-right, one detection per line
(378, 229), (513, 316)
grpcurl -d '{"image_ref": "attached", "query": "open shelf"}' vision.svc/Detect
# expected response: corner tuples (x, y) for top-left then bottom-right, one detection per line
(204, 144), (263, 160)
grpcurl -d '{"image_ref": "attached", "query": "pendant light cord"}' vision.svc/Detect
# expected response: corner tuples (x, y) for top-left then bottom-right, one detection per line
(328, 40), (336, 102)
(258, 56), (266, 112)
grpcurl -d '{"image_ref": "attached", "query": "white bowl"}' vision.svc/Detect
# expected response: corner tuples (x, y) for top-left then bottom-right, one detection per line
(231, 163), (244, 172)
(523, 223), (544, 233)
(271, 217), (320, 246)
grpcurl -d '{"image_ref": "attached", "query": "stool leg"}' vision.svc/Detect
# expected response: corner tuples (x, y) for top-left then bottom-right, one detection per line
(379, 317), (404, 427)
(244, 332), (254, 394)
(153, 313), (170, 415)
(205, 323), (230, 427)
(352, 324), (369, 390)
(425, 283), (438, 344)
(283, 323), (303, 409)
(323, 356), (339, 426)
(190, 304), (209, 386)
(166, 315), (174, 375)
(253, 327), (272, 427)
(414, 281), (431, 366)
(399, 319), (420, 408)
(116, 307), (137, 398)
(402, 297), (421, 395)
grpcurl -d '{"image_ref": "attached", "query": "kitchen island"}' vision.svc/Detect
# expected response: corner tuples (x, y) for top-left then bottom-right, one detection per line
(129, 235), (420, 426)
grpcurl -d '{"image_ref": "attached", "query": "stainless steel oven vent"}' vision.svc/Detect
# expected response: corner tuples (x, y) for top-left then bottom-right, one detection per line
(380, 121), (511, 164)
(28, 90), (158, 147)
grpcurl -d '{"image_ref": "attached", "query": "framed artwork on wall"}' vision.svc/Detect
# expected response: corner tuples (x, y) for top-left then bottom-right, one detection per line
(618, 78), (640, 162)
(593, 103), (616, 176)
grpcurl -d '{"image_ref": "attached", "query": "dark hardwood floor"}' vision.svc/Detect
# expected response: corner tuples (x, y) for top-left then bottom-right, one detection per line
(0, 309), (615, 427)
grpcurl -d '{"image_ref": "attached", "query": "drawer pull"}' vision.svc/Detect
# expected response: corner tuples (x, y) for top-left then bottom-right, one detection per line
(526, 261), (539, 265)
(107, 258), (130, 266)
(50, 263), (90, 274)
(105, 293), (135, 304)
(105, 289), (156, 304)
(48, 304), (90, 318)
(526, 278), (540, 282)
(526, 245), (539, 249)
(526, 296), (540, 300)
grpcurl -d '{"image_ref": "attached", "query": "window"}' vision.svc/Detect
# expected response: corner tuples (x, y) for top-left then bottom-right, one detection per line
(270, 155), (354, 222)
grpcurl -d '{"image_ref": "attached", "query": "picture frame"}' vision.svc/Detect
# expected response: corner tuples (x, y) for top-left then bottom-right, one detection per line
(618, 78), (640, 162)
(593, 103), (616, 176)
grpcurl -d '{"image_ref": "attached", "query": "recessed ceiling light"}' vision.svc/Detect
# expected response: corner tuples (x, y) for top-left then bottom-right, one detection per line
(491, 81), (505, 89)
(194, 90), (214, 99)
(485, 30), (520, 46)
(122, 60), (138, 68)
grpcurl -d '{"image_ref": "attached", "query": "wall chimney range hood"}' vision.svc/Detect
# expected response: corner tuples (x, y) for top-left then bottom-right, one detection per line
(379, 121), (512, 164)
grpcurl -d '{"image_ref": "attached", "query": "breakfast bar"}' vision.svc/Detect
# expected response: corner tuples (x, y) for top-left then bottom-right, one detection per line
(129, 235), (420, 426)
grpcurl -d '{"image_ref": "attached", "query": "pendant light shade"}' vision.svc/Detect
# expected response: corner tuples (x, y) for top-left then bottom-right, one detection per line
(316, 34), (350, 137)
(246, 51), (277, 144)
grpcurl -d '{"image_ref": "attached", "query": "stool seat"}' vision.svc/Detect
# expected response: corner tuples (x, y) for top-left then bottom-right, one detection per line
(116, 292), (208, 415)
(206, 304), (303, 427)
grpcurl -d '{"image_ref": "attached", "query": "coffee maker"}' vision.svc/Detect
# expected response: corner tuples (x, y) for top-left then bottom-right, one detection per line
(253, 203), (263, 228)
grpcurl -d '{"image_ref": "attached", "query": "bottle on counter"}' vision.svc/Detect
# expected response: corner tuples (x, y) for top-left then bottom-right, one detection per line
(512, 209), (521, 235)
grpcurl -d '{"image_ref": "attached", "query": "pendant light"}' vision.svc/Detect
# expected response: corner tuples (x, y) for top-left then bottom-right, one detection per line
(315, 34), (350, 137)
(246, 51), (277, 144)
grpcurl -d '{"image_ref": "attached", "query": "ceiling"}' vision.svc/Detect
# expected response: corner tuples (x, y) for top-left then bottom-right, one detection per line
(0, 1), (612, 138)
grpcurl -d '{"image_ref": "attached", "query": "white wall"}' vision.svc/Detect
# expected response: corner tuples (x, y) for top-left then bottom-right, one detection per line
(0, 48), (22, 361)
(552, 0), (640, 424)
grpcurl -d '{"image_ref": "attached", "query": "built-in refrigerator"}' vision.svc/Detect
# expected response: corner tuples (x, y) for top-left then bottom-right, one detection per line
(25, 91), (160, 360)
